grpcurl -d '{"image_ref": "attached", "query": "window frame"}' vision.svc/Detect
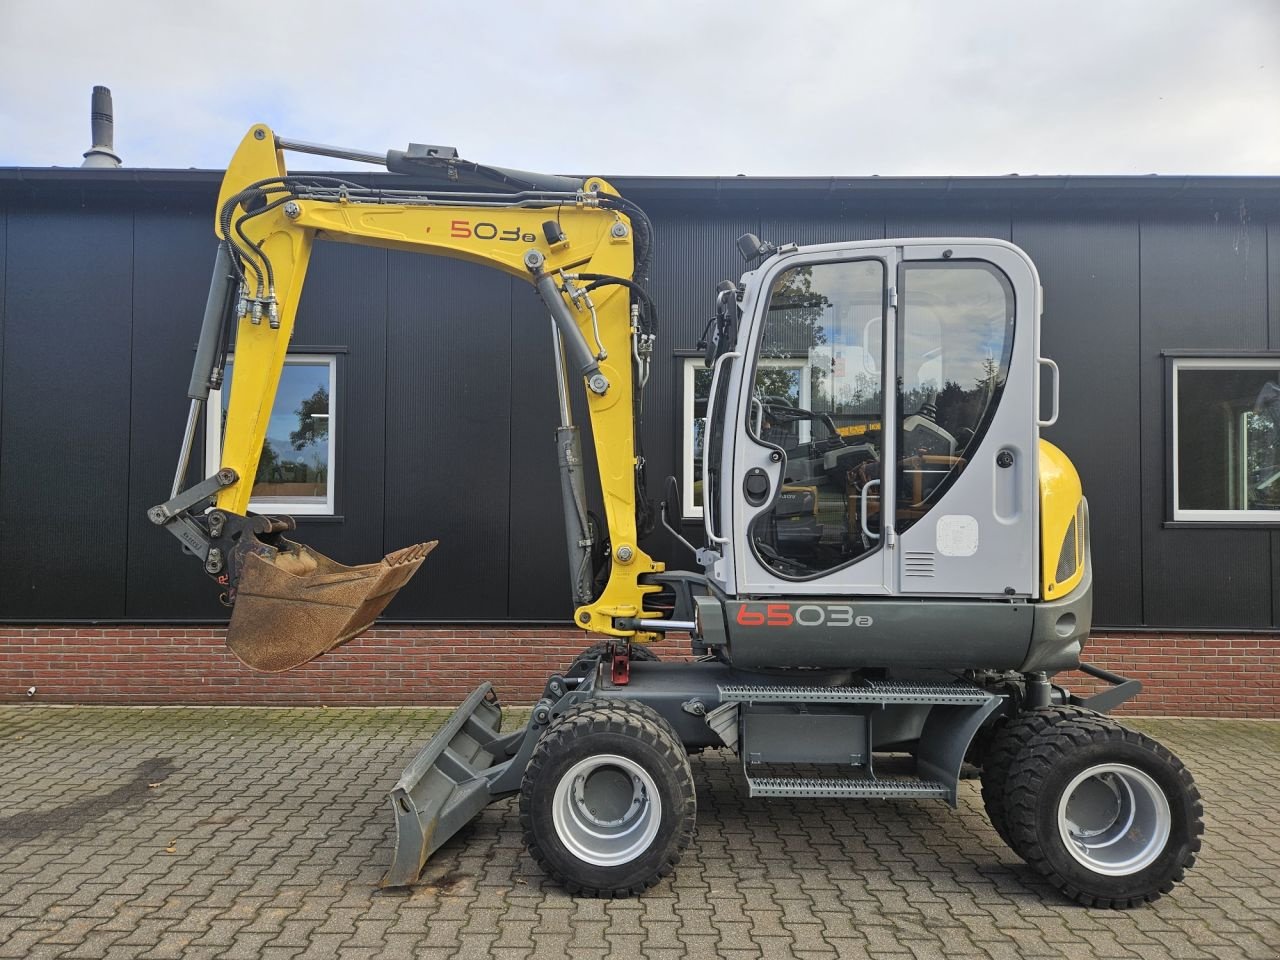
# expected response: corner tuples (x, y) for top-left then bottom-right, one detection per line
(1167, 353), (1280, 525)
(205, 353), (338, 516)
(682, 355), (811, 519)
(681, 357), (709, 520)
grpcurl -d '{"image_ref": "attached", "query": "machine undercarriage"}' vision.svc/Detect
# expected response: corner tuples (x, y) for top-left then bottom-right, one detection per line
(394, 638), (1198, 908)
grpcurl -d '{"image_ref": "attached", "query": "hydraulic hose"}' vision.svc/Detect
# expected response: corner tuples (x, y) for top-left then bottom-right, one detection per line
(574, 274), (658, 333)
(597, 193), (654, 283)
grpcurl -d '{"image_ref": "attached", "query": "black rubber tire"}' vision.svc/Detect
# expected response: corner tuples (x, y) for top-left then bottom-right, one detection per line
(550, 695), (660, 729)
(519, 699), (696, 897)
(1005, 715), (1203, 908)
(980, 706), (1116, 849)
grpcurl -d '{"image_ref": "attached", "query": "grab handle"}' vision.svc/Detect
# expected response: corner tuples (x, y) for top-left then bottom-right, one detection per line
(1037, 357), (1060, 427)
(860, 479), (882, 541)
(702, 351), (741, 547)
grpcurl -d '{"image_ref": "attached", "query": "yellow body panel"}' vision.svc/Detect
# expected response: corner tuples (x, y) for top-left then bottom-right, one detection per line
(214, 125), (663, 640)
(1038, 439), (1085, 600)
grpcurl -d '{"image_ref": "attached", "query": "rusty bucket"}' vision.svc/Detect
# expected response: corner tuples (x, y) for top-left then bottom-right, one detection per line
(225, 541), (436, 672)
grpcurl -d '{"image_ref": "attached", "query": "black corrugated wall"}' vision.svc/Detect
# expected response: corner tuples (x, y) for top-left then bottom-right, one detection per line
(0, 180), (1276, 629)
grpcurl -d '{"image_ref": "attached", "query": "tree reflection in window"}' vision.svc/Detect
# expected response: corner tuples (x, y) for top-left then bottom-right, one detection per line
(213, 357), (335, 513)
(748, 259), (886, 578)
(896, 261), (1014, 531)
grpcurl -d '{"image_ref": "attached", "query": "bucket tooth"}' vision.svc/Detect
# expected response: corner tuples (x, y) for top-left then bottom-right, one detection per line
(225, 540), (437, 672)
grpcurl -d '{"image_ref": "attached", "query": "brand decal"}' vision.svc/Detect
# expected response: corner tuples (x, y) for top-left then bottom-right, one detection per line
(449, 220), (538, 243)
(735, 603), (873, 628)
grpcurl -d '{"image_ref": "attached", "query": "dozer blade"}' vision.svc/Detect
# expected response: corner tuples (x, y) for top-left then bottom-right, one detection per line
(382, 682), (511, 887)
(226, 540), (437, 672)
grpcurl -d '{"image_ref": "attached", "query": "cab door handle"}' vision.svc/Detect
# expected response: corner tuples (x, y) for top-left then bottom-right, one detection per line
(860, 479), (881, 541)
(743, 468), (771, 506)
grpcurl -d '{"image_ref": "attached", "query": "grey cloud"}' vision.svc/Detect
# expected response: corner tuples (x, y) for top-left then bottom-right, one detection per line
(0, 0), (1276, 175)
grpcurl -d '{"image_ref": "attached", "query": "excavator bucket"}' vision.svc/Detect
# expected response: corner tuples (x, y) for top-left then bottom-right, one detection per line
(226, 540), (437, 672)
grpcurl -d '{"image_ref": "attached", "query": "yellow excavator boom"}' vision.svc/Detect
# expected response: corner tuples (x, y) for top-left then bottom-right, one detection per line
(150, 125), (665, 670)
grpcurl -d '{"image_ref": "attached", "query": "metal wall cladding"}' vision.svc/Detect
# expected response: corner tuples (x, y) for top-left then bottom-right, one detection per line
(124, 210), (227, 619)
(0, 184), (1277, 630)
(383, 251), (512, 620)
(0, 203), (135, 617)
(886, 204), (1013, 243)
(1139, 210), (1272, 628)
(1273, 218), (1280, 631)
(1013, 216), (1143, 625)
(0, 204), (5, 610)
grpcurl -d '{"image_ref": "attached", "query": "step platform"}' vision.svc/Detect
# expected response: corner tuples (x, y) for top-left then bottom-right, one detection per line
(745, 775), (949, 799)
(719, 679), (995, 706)
(717, 678), (1002, 805)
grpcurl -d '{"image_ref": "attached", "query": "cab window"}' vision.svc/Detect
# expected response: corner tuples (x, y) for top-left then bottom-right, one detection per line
(896, 261), (1015, 531)
(747, 259), (886, 578)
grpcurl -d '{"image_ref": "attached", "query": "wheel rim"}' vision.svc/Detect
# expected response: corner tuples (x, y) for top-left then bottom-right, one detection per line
(551, 754), (662, 867)
(1057, 762), (1172, 876)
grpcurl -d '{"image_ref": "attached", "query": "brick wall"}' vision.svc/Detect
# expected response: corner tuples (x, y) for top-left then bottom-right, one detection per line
(1058, 632), (1279, 718)
(0, 627), (693, 707)
(0, 626), (1276, 717)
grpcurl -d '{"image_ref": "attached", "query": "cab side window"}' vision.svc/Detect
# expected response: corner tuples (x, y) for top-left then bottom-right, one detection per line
(896, 261), (1015, 530)
(747, 259), (886, 578)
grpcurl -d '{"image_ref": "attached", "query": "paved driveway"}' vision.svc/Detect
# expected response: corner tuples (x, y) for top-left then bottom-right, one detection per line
(0, 707), (1276, 960)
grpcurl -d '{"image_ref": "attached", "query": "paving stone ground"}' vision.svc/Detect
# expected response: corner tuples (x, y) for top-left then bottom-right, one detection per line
(0, 706), (1276, 960)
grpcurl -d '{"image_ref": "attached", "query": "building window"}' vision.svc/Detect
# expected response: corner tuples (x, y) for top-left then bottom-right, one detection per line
(206, 355), (337, 515)
(1170, 357), (1280, 522)
(682, 358), (712, 518)
(682, 355), (810, 519)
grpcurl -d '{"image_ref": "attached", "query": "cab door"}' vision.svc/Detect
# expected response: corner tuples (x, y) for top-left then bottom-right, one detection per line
(893, 243), (1040, 597)
(729, 246), (899, 596)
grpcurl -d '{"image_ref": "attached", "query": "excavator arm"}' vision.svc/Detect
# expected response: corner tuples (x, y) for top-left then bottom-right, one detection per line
(150, 125), (666, 671)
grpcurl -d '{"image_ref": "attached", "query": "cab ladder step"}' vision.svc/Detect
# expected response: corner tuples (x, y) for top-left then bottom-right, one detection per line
(746, 775), (949, 799)
(718, 680), (995, 706)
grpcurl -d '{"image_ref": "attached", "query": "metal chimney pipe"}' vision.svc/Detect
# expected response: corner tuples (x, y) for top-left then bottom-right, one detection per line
(81, 85), (122, 168)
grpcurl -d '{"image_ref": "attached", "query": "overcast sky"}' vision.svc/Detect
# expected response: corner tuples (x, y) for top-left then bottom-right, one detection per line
(1, 0), (1277, 177)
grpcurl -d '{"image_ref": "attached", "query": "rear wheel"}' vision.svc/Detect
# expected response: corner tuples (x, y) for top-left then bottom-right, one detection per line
(980, 706), (1114, 848)
(1005, 714), (1202, 908)
(519, 699), (695, 897)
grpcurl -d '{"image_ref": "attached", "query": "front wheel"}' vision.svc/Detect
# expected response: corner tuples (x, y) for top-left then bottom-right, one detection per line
(519, 699), (695, 897)
(1006, 715), (1203, 908)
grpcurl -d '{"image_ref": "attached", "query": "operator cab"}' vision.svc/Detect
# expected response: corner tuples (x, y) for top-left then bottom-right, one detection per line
(701, 236), (1040, 601)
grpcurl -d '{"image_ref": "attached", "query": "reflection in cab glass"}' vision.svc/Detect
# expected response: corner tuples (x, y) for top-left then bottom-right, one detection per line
(747, 260), (886, 578)
(894, 261), (1014, 534)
